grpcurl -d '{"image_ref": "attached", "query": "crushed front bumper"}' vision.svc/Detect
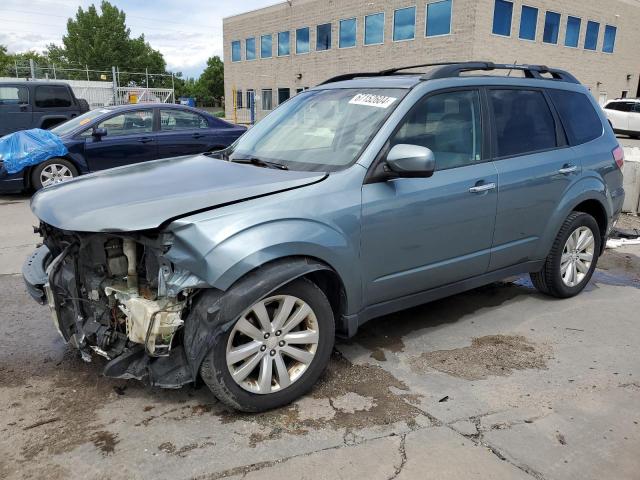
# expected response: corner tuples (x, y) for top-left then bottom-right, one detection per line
(22, 245), (50, 305)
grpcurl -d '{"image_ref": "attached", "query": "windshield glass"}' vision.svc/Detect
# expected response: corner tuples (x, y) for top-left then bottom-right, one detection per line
(50, 108), (111, 137)
(226, 88), (407, 171)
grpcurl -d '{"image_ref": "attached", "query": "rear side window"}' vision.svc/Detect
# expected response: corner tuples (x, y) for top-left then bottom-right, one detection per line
(35, 86), (72, 108)
(549, 90), (603, 146)
(0, 86), (28, 105)
(489, 89), (557, 157)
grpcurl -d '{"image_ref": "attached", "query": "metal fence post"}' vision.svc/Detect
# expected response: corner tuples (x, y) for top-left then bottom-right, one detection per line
(86, 65), (90, 81)
(52, 63), (56, 79)
(171, 73), (175, 103)
(232, 86), (237, 124)
(15, 60), (18, 78)
(112, 66), (117, 105)
(250, 91), (255, 125)
(29, 59), (35, 79)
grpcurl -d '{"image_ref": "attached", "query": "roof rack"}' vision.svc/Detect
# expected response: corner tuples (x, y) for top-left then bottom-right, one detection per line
(319, 61), (580, 85)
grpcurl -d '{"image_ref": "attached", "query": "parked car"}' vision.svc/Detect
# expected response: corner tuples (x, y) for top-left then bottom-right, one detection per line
(0, 103), (246, 192)
(23, 62), (624, 412)
(0, 80), (89, 137)
(603, 98), (640, 138)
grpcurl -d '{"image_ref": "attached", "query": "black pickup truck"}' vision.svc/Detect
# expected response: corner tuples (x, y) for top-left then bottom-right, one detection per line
(0, 81), (89, 137)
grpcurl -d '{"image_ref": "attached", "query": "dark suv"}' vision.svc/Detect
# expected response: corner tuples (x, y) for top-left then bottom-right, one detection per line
(23, 62), (625, 412)
(0, 80), (89, 137)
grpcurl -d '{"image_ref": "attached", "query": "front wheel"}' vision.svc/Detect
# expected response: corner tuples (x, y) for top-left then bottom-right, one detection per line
(200, 278), (335, 412)
(31, 158), (78, 190)
(530, 212), (601, 298)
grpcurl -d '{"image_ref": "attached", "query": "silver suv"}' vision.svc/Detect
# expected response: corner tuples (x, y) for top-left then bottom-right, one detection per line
(23, 62), (625, 412)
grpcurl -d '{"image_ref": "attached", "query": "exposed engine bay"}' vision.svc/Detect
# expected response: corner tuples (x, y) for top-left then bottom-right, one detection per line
(36, 222), (207, 387)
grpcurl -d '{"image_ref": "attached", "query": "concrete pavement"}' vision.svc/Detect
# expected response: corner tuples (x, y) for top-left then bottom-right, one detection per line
(0, 196), (639, 480)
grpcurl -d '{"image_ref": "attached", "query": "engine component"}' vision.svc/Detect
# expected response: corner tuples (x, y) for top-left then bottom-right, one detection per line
(122, 238), (138, 292)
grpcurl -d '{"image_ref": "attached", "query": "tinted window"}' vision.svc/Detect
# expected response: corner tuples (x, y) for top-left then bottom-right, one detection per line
(246, 90), (255, 108)
(603, 25), (617, 53)
(278, 31), (290, 56)
(0, 86), (28, 105)
(543, 11), (561, 44)
(565, 16), (581, 47)
(519, 6), (538, 40)
(160, 109), (208, 130)
(607, 101), (632, 112)
(97, 110), (153, 136)
(261, 89), (273, 110)
(391, 90), (482, 171)
(261, 34), (272, 58)
(393, 6), (416, 41)
(236, 90), (243, 109)
(296, 27), (310, 54)
(35, 86), (72, 108)
(339, 18), (357, 48)
(278, 88), (290, 105)
(246, 37), (256, 60)
(316, 23), (332, 50)
(231, 41), (242, 62)
(426, 0), (452, 37)
(365, 13), (385, 45)
(490, 89), (557, 157)
(585, 21), (599, 50)
(633, 104), (640, 113)
(492, 0), (513, 36)
(549, 90), (603, 145)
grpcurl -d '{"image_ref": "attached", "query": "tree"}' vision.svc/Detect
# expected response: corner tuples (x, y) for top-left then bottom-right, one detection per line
(46, 1), (166, 74)
(197, 56), (224, 103)
(0, 45), (11, 76)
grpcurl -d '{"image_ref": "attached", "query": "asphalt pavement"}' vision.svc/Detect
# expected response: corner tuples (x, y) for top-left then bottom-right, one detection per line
(1, 195), (639, 480)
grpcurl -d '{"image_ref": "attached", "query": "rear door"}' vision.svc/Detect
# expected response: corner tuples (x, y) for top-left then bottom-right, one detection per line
(33, 85), (77, 128)
(82, 109), (157, 171)
(488, 88), (576, 270)
(0, 85), (32, 136)
(604, 101), (631, 131)
(630, 102), (640, 133)
(156, 108), (213, 158)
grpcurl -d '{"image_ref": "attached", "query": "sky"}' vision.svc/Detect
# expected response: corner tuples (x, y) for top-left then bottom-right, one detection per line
(0, 0), (278, 78)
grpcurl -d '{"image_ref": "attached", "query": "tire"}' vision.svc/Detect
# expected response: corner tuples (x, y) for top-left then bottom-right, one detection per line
(31, 158), (78, 190)
(530, 212), (601, 298)
(200, 278), (335, 412)
(77, 98), (90, 113)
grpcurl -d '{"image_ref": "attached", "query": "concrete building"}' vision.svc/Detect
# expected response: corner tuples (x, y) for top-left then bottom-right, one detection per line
(223, 0), (640, 121)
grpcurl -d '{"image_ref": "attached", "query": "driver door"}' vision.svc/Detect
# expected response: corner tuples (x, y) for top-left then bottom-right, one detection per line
(360, 89), (498, 306)
(83, 109), (158, 171)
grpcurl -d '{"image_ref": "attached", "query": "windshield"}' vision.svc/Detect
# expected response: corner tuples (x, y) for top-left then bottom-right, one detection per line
(226, 88), (407, 172)
(50, 108), (111, 137)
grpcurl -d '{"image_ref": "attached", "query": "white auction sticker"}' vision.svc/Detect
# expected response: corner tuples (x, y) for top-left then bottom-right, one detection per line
(349, 93), (397, 109)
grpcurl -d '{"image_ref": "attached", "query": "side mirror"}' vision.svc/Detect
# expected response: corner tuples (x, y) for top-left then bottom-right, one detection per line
(385, 144), (436, 178)
(92, 127), (107, 139)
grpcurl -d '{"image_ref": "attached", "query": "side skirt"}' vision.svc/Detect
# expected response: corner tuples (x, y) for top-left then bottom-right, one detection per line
(339, 260), (544, 338)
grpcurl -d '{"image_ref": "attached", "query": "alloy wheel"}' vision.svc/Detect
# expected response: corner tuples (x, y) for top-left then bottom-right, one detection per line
(226, 295), (319, 394)
(40, 163), (74, 188)
(560, 226), (595, 287)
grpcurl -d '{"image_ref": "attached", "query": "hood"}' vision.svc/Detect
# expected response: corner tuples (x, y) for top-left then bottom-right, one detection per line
(31, 154), (326, 232)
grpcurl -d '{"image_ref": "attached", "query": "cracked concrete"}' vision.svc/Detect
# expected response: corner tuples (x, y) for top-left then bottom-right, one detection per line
(1, 197), (640, 479)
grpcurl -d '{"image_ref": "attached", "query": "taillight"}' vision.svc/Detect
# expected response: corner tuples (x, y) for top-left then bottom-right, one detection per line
(612, 146), (624, 170)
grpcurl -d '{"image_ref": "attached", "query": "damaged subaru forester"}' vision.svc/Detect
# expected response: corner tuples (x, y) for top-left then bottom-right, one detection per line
(23, 62), (625, 412)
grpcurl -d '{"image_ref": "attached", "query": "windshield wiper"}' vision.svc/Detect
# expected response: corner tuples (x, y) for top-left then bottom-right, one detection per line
(230, 157), (288, 170)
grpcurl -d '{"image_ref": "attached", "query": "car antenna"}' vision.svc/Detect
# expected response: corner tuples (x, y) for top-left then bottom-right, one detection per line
(507, 60), (517, 77)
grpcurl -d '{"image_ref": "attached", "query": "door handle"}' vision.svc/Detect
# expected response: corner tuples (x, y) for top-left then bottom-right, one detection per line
(138, 137), (153, 143)
(558, 165), (578, 175)
(469, 182), (496, 193)
(192, 133), (205, 139)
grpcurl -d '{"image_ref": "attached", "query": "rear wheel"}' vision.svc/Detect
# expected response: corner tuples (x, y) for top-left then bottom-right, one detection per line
(200, 278), (335, 412)
(530, 212), (601, 298)
(31, 158), (78, 190)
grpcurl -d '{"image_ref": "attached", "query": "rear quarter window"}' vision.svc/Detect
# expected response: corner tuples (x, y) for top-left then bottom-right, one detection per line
(35, 85), (73, 108)
(549, 90), (603, 146)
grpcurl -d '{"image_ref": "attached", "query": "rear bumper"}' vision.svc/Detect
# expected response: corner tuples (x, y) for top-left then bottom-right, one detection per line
(0, 170), (25, 193)
(22, 245), (50, 304)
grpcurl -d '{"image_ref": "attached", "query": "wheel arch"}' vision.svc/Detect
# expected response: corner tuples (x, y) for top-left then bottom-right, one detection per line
(572, 198), (608, 253)
(24, 156), (80, 190)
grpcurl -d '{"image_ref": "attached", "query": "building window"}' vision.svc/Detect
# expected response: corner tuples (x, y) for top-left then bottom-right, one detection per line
(393, 6), (416, 41)
(518, 5), (538, 41)
(261, 34), (272, 58)
(603, 25), (617, 53)
(364, 12), (385, 45)
(492, 0), (513, 36)
(296, 27), (310, 54)
(261, 89), (273, 110)
(426, 0), (452, 37)
(316, 23), (332, 50)
(278, 31), (290, 56)
(246, 37), (256, 60)
(235, 89), (243, 109)
(584, 21), (600, 50)
(231, 41), (241, 62)
(339, 18), (357, 48)
(278, 88), (291, 105)
(543, 11), (560, 44)
(564, 16), (581, 47)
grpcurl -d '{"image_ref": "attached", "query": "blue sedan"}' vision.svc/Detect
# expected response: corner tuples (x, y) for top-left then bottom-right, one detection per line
(0, 103), (246, 192)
